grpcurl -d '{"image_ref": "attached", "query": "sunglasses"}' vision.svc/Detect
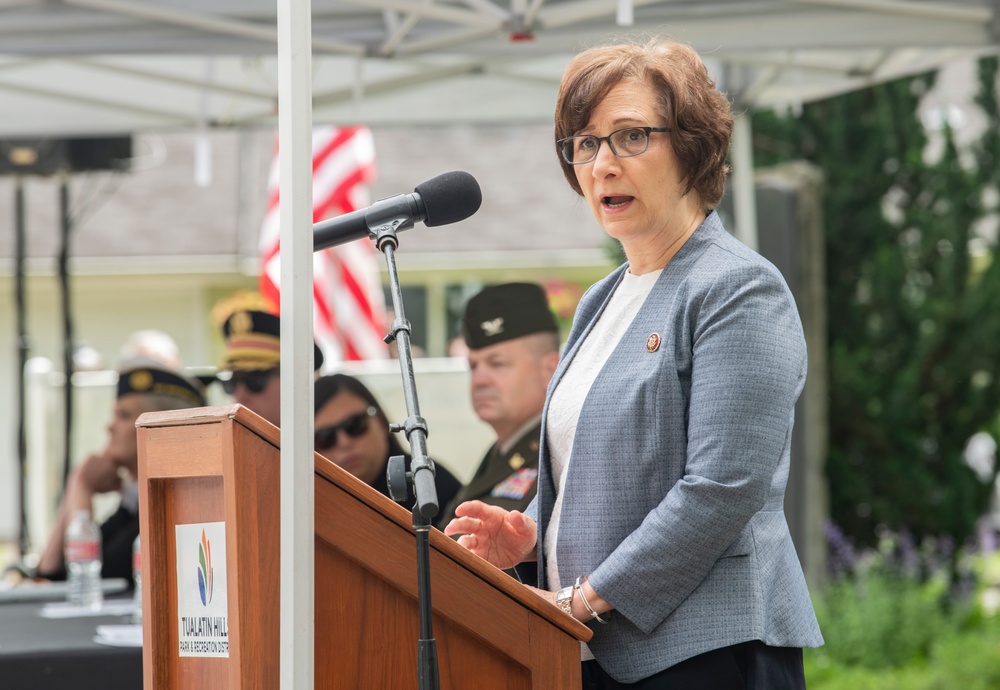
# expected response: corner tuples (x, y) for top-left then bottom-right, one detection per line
(219, 368), (279, 395)
(314, 407), (378, 451)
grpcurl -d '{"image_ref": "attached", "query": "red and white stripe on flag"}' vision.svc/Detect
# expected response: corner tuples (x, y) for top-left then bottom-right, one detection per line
(259, 126), (389, 365)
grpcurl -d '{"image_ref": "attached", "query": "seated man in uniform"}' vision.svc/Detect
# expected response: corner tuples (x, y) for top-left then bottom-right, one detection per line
(440, 283), (560, 525)
(217, 308), (324, 427)
(36, 358), (206, 582)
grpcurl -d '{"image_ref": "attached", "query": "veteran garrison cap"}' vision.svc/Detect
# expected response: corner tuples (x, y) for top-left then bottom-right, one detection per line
(221, 309), (324, 372)
(116, 359), (207, 408)
(462, 282), (559, 350)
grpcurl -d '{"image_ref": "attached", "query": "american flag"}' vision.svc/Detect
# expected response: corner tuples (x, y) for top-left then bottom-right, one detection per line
(259, 126), (389, 364)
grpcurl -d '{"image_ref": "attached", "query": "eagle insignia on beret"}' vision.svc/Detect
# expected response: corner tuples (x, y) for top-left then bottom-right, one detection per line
(129, 370), (154, 391)
(480, 318), (505, 337)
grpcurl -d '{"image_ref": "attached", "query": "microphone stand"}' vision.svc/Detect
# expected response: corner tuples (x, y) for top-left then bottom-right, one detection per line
(370, 218), (440, 690)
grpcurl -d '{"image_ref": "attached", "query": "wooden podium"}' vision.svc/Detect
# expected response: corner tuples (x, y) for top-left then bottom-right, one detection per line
(136, 404), (591, 689)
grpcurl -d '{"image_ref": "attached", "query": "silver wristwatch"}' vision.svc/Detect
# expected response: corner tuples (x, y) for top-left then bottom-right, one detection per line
(555, 585), (574, 616)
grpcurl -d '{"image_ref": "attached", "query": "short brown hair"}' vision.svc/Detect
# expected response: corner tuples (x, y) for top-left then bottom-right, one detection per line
(553, 37), (734, 210)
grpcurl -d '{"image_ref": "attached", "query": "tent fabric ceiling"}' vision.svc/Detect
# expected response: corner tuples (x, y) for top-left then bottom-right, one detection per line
(0, 0), (999, 136)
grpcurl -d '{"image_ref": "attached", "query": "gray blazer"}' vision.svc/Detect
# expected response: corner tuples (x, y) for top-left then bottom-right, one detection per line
(526, 212), (823, 683)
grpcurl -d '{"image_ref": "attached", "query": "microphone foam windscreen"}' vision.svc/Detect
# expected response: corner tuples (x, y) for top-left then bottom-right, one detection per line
(415, 171), (482, 227)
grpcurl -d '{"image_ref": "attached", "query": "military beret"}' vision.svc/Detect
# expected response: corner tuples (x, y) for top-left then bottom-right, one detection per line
(462, 283), (559, 350)
(117, 360), (207, 408)
(221, 309), (324, 372)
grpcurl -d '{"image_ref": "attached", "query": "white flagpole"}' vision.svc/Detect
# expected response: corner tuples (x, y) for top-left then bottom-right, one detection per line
(276, 0), (314, 687)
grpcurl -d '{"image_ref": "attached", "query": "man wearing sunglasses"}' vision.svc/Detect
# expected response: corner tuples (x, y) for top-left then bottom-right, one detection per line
(440, 283), (560, 526)
(217, 309), (324, 427)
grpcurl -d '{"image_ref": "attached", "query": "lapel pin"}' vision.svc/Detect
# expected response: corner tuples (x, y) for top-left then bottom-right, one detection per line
(646, 333), (661, 353)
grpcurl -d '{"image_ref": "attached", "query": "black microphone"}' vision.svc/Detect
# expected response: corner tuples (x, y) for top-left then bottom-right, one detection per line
(313, 170), (482, 251)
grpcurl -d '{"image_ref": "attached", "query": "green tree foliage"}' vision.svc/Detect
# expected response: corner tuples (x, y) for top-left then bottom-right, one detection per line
(753, 58), (1000, 547)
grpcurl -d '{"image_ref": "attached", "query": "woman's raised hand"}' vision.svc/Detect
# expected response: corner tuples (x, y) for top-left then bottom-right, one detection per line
(443, 501), (537, 570)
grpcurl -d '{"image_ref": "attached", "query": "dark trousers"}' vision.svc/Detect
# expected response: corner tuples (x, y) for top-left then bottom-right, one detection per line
(581, 640), (806, 690)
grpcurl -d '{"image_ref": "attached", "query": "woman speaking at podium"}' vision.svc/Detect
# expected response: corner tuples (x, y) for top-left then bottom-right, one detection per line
(445, 37), (823, 689)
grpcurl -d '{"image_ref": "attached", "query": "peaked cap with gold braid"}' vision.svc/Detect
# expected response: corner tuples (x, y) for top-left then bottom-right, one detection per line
(221, 309), (324, 372)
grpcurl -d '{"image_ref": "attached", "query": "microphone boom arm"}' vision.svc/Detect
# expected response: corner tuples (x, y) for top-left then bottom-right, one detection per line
(312, 170), (480, 252)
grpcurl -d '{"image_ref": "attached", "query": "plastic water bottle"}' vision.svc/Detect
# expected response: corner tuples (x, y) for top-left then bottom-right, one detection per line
(132, 534), (142, 623)
(65, 509), (103, 609)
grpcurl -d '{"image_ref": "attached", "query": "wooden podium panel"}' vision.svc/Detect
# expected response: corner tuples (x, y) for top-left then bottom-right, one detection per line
(137, 405), (590, 690)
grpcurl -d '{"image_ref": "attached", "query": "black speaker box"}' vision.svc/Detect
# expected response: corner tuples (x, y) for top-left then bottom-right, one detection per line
(0, 136), (132, 175)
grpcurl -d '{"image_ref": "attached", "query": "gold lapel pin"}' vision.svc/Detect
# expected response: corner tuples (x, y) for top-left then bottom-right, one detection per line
(646, 333), (661, 353)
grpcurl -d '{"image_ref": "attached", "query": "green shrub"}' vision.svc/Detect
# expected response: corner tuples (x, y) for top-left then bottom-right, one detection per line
(804, 540), (1000, 689)
(805, 615), (1000, 690)
(811, 569), (954, 668)
(923, 621), (1000, 688)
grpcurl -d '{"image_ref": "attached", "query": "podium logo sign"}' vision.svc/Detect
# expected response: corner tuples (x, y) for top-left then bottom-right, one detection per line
(176, 522), (230, 658)
(197, 529), (214, 605)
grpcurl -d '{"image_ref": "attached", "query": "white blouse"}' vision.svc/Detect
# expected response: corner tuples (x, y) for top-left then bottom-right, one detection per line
(544, 268), (661, 654)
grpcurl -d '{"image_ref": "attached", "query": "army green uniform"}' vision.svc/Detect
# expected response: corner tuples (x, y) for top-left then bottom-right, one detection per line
(447, 281), (558, 531)
(440, 421), (541, 526)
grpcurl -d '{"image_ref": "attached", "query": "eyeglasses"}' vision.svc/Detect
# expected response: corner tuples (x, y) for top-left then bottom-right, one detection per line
(314, 407), (378, 451)
(557, 126), (671, 165)
(219, 368), (279, 395)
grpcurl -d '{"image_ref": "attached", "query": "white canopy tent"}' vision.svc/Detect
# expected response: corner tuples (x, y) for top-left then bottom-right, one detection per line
(3, 0), (998, 250)
(2, 0), (999, 135)
(3, 1), (999, 687)
(3, 1), (999, 248)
